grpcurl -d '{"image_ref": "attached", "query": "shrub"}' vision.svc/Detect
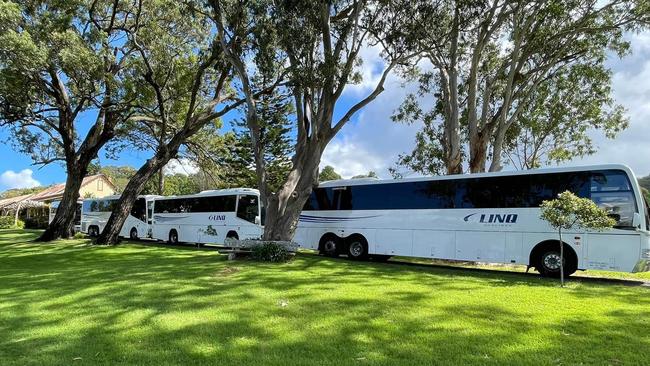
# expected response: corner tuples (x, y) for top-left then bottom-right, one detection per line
(0, 216), (25, 229)
(251, 242), (293, 262)
(73, 232), (86, 239)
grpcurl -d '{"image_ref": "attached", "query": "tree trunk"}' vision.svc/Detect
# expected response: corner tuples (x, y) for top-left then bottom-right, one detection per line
(96, 151), (172, 245)
(559, 228), (564, 287)
(469, 131), (489, 173)
(261, 144), (322, 242)
(37, 166), (85, 241)
(489, 127), (507, 172)
(158, 170), (164, 195)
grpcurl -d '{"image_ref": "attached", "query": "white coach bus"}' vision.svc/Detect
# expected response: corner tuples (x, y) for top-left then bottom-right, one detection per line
(294, 164), (650, 277)
(151, 188), (263, 245)
(49, 200), (82, 232)
(81, 195), (159, 239)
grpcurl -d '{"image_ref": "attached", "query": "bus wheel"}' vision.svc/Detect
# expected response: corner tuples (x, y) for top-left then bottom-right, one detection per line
(533, 243), (577, 278)
(346, 236), (368, 260)
(129, 228), (138, 240)
(88, 226), (99, 237)
(168, 230), (179, 245)
(226, 231), (239, 240)
(319, 235), (340, 257)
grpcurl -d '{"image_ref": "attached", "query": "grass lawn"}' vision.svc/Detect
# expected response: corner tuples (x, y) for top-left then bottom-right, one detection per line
(1, 229), (649, 365)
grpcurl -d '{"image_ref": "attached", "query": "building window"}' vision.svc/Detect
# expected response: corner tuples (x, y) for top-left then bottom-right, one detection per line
(97, 180), (103, 191)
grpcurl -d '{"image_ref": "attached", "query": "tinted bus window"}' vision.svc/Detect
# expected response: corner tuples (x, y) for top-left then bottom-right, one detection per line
(305, 171), (615, 211)
(83, 199), (118, 212)
(304, 188), (336, 210)
(154, 195), (237, 213)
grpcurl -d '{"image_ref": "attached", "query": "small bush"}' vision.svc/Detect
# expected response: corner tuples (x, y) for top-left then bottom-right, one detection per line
(73, 232), (86, 239)
(251, 242), (293, 262)
(0, 217), (24, 229)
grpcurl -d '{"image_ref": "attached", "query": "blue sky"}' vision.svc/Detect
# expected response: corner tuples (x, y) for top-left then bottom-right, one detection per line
(2, 31), (650, 191)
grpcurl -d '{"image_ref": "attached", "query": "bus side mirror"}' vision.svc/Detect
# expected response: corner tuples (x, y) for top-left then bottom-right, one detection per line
(255, 215), (261, 225)
(633, 213), (642, 229)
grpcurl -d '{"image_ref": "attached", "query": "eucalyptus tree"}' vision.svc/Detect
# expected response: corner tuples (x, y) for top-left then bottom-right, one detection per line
(0, 0), (141, 240)
(95, 0), (247, 245)
(503, 64), (627, 170)
(393, 0), (647, 175)
(212, 0), (421, 241)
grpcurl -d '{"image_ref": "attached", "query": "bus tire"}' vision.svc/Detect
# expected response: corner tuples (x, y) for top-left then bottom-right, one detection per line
(168, 229), (179, 245)
(88, 226), (99, 237)
(224, 231), (239, 247)
(346, 235), (368, 260)
(531, 241), (577, 278)
(129, 228), (138, 240)
(319, 234), (341, 257)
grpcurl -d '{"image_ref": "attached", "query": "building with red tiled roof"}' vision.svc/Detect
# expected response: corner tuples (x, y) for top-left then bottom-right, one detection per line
(0, 174), (117, 228)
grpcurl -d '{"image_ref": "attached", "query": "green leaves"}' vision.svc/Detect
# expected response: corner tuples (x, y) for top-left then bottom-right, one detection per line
(540, 191), (616, 231)
(391, 0), (646, 174)
(319, 166), (342, 182)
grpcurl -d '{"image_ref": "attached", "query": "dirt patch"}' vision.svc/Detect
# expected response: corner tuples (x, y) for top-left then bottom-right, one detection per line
(216, 266), (242, 277)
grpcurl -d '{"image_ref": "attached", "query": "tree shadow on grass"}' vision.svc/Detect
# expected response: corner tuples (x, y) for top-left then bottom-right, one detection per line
(1, 232), (650, 365)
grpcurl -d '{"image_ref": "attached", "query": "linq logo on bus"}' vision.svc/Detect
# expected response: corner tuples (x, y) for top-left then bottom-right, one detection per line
(463, 213), (518, 224)
(208, 215), (226, 221)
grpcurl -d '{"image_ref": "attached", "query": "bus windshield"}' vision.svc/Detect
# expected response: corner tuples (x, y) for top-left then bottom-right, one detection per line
(590, 170), (637, 228)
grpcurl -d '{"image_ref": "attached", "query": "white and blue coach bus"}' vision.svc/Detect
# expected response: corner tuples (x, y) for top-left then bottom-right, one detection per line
(151, 188), (263, 245)
(81, 195), (159, 239)
(294, 164), (650, 277)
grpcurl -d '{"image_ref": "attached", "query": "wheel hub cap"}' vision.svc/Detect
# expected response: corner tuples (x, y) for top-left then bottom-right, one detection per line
(544, 253), (562, 270)
(350, 242), (363, 256)
(324, 241), (336, 252)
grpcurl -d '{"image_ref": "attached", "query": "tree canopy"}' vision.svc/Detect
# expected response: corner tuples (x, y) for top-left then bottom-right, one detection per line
(319, 166), (343, 182)
(392, 0), (647, 175)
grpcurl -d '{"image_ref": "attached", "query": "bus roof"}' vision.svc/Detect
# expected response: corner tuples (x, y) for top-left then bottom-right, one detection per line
(318, 164), (636, 188)
(158, 188), (260, 200)
(83, 194), (162, 201)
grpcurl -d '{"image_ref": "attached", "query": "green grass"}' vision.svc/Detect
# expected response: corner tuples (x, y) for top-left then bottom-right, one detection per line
(1, 229), (649, 365)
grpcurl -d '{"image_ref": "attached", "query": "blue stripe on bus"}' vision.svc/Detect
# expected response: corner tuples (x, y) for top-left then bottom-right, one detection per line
(298, 214), (381, 223)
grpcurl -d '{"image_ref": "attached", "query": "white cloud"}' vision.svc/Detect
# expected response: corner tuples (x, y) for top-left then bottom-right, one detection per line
(0, 169), (41, 189)
(342, 44), (387, 96)
(570, 32), (650, 177)
(163, 158), (200, 176)
(322, 70), (429, 179)
(321, 139), (386, 178)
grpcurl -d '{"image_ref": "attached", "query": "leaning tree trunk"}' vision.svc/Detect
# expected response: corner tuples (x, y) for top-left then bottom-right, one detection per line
(261, 144), (322, 242)
(38, 166), (86, 241)
(96, 149), (174, 245)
